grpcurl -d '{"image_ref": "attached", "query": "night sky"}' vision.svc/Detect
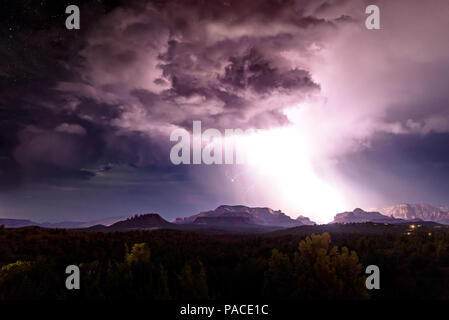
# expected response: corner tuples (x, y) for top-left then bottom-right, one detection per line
(1, 0), (449, 223)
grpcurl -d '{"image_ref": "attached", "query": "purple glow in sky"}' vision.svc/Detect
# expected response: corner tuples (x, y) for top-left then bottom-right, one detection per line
(1, 0), (449, 223)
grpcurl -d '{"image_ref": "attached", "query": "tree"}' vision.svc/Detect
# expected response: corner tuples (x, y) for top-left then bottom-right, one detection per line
(264, 249), (294, 298)
(124, 243), (153, 298)
(177, 259), (209, 299)
(126, 243), (151, 265)
(154, 264), (171, 300)
(292, 233), (368, 299)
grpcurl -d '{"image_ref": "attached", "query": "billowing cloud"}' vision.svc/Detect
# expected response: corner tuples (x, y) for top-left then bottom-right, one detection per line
(1, 0), (343, 184)
(66, 1), (333, 134)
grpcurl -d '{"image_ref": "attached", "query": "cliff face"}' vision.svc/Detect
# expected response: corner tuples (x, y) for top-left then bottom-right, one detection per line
(175, 205), (308, 227)
(382, 204), (449, 224)
(296, 215), (316, 225)
(333, 208), (401, 224)
(109, 213), (172, 230)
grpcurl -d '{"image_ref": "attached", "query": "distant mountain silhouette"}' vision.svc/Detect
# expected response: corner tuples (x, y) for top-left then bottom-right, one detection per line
(0, 216), (125, 229)
(382, 203), (449, 225)
(108, 213), (172, 231)
(0, 218), (36, 228)
(332, 208), (404, 224)
(6, 203), (448, 232)
(175, 205), (307, 227)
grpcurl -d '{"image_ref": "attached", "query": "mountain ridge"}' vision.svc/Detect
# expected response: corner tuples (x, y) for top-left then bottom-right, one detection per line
(381, 203), (449, 224)
(174, 205), (313, 227)
(108, 213), (172, 231)
(332, 208), (404, 224)
(0, 216), (126, 229)
(3, 202), (449, 231)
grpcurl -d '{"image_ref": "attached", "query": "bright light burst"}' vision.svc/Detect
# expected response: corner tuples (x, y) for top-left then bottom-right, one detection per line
(236, 125), (347, 223)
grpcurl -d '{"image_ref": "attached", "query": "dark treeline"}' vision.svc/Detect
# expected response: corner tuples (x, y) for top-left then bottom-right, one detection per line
(0, 224), (448, 300)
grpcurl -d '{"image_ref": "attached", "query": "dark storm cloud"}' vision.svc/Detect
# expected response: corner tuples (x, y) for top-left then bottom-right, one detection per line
(0, 0), (126, 189)
(1, 0), (348, 189)
(220, 48), (317, 93)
